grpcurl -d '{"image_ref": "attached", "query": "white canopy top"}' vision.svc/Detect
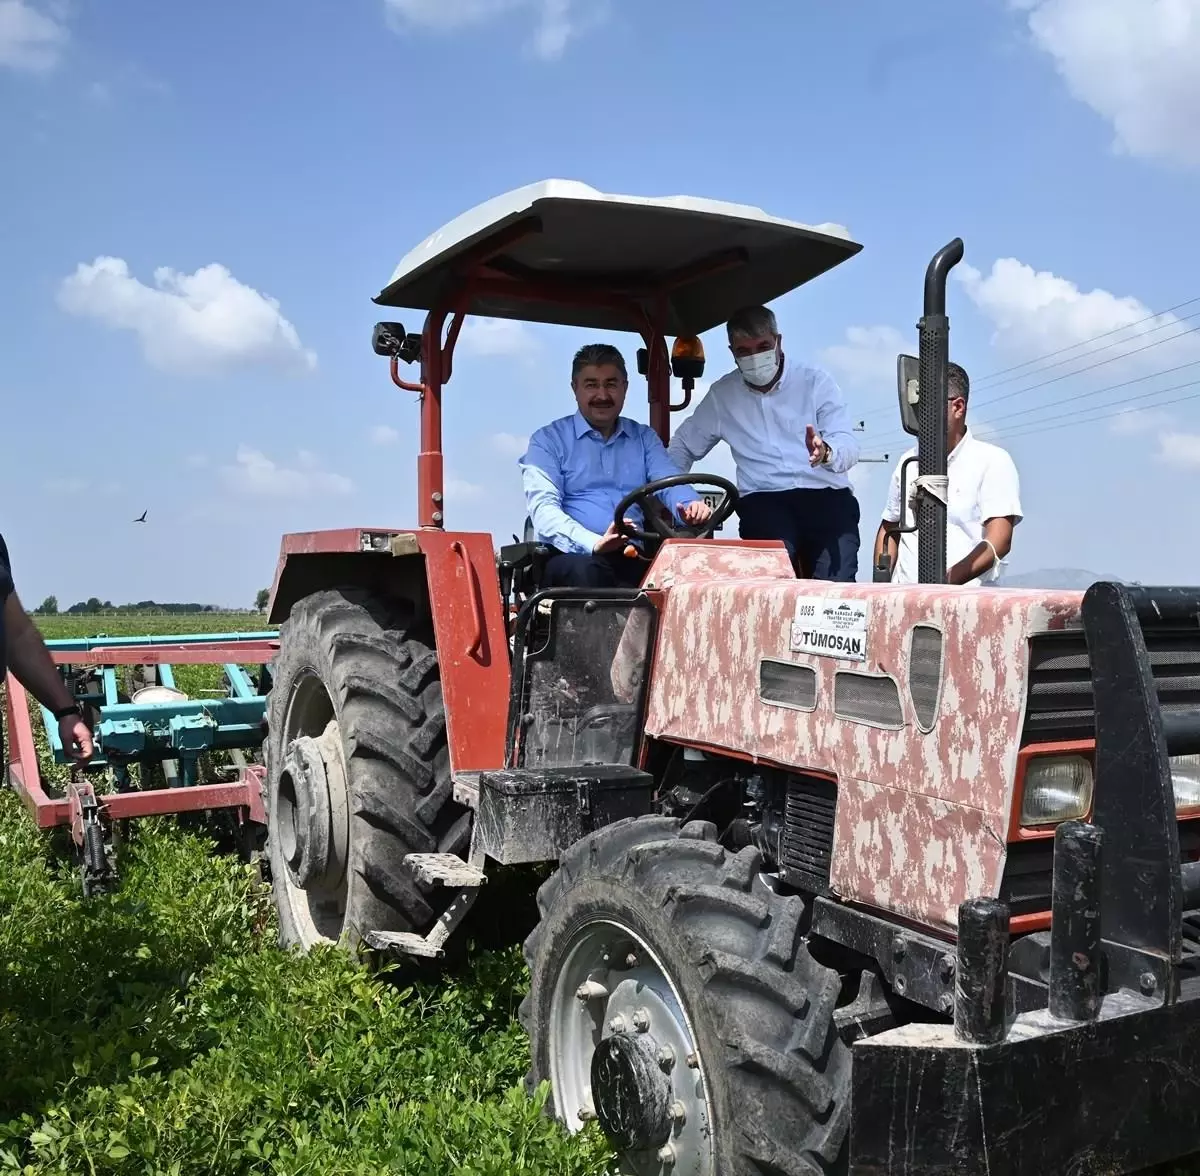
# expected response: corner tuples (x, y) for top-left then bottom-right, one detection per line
(373, 179), (862, 336)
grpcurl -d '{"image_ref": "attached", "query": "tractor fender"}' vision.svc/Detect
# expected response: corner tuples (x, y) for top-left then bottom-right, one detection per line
(266, 528), (511, 776)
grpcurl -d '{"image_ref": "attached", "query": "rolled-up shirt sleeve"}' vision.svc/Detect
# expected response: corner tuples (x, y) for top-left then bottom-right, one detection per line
(519, 433), (601, 555)
(813, 368), (860, 474)
(979, 449), (1023, 526)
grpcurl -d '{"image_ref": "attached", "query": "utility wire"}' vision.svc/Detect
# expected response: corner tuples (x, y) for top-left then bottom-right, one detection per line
(854, 292), (1200, 428)
(970, 294), (1200, 387)
(855, 384), (1200, 467)
(859, 354), (1200, 454)
(972, 308), (1200, 394)
(985, 385), (1200, 444)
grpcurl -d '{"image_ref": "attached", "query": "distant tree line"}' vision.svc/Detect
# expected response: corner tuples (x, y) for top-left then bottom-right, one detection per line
(32, 591), (273, 615)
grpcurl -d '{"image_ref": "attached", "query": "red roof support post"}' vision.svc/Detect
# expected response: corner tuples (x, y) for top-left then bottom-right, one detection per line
(418, 308), (447, 529)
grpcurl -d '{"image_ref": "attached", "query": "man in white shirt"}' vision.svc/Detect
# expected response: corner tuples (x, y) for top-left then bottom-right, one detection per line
(667, 305), (863, 581)
(874, 362), (1022, 585)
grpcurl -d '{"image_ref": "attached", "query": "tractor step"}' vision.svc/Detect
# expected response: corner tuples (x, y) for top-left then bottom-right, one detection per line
(363, 930), (444, 958)
(403, 853), (486, 888)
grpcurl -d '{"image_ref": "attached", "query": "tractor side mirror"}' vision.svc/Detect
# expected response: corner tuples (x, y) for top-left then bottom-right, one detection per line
(373, 322), (405, 357)
(636, 348), (649, 377)
(373, 322), (422, 364)
(896, 353), (920, 437)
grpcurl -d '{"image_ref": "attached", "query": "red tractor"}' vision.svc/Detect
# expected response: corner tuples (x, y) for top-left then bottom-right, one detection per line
(262, 181), (1200, 1176)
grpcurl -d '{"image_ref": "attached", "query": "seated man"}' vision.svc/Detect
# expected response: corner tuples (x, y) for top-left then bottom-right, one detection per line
(519, 343), (712, 588)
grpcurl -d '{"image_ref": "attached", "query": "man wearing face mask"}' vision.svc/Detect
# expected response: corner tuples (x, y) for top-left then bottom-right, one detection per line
(520, 342), (712, 588)
(667, 304), (862, 580)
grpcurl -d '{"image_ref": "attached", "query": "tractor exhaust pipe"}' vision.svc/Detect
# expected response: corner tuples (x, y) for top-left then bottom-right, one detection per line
(917, 238), (964, 585)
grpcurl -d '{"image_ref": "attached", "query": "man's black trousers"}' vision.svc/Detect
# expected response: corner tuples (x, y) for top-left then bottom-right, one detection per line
(736, 485), (861, 581)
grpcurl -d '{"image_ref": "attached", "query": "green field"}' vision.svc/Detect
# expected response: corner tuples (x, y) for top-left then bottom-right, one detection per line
(1, 614), (615, 1175)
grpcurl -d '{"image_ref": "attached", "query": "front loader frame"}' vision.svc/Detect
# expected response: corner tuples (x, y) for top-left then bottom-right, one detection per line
(849, 579), (1200, 1174)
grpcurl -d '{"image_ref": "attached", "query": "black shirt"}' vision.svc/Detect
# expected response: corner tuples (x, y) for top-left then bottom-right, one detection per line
(0, 531), (10, 685)
(0, 532), (10, 768)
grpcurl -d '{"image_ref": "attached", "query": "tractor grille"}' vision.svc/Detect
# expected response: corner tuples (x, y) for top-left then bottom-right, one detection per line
(780, 775), (837, 892)
(1024, 628), (1200, 744)
(1001, 824), (1200, 915)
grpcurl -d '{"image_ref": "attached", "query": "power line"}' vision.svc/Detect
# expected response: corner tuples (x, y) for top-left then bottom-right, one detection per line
(986, 385), (1200, 444)
(968, 321), (1200, 410)
(970, 294), (1200, 387)
(971, 358), (1200, 428)
(853, 291), (1200, 428)
(973, 307), (1200, 394)
(856, 385), (1200, 469)
(859, 353), (1200, 454)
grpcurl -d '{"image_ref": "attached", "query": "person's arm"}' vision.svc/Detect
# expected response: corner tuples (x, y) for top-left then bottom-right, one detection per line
(519, 432), (605, 555)
(872, 459), (905, 579)
(665, 389), (721, 476)
(947, 518), (1016, 585)
(947, 449), (1023, 585)
(643, 427), (703, 519)
(4, 592), (94, 760)
(809, 368), (860, 472)
(872, 520), (899, 578)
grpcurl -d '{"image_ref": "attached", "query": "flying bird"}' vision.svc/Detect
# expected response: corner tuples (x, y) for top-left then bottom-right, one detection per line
(134, 511), (147, 523)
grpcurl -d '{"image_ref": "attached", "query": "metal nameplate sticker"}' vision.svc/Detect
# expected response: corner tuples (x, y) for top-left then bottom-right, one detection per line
(790, 596), (868, 661)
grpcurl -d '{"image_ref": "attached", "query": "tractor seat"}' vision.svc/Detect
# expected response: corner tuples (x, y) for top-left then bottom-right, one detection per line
(498, 517), (551, 601)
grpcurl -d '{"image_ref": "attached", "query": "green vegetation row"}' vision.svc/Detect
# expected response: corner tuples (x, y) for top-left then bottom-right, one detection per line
(3, 613), (614, 1175)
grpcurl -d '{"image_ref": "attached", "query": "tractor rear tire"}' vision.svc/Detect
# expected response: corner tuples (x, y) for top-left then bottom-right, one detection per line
(520, 816), (851, 1176)
(264, 587), (468, 953)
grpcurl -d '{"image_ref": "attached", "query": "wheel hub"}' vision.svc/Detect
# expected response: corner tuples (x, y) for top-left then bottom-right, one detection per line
(278, 723), (346, 889)
(591, 1031), (673, 1151)
(550, 921), (713, 1175)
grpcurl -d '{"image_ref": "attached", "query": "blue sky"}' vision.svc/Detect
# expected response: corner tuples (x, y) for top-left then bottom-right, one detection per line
(3, 0), (1199, 607)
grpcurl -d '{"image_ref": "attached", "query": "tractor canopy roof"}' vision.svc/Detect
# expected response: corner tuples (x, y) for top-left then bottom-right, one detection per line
(373, 179), (862, 337)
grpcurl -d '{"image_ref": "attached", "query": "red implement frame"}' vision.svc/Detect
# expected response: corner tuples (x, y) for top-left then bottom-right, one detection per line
(4, 635), (276, 839)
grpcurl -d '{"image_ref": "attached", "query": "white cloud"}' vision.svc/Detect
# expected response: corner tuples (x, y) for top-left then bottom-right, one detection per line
(1109, 407), (1175, 435)
(382, 0), (593, 60)
(819, 325), (911, 390)
(0, 0), (66, 72)
(458, 316), (539, 359)
(57, 257), (317, 375)
(219, 446), (353, 498)
(1014, 0), (1200, 169)
(445, 476), (485, 502)
(490, 431), (529, 458)
(956, 258), (1200, 378)
(370, 424), (401, 446)
(1159, 431), (1200, 469)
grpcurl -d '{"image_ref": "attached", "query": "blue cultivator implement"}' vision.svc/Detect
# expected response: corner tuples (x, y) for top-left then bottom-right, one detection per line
(5, 629), (279, 895)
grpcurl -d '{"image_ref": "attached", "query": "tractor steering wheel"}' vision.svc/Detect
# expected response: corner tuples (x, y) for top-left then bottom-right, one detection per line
(613, 474), (739, 543)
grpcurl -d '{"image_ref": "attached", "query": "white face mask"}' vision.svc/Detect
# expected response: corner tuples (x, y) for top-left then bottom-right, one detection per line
(736, 347), (780, 388)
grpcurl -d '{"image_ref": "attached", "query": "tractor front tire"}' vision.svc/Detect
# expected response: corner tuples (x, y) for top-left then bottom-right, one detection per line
(520, 816), (851, 1176)
(265, 588), (468, 953)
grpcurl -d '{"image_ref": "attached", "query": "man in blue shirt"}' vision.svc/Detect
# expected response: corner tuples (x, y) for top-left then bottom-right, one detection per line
(520, 343), (712, 588)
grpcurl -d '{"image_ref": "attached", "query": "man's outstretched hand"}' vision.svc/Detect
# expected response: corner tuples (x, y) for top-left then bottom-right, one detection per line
(805, 424), (830, 467)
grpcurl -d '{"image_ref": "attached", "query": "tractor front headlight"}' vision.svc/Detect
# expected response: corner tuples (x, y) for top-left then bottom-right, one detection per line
(1020, 755), (1094, 826)
(1172, 755), (1200, 814)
